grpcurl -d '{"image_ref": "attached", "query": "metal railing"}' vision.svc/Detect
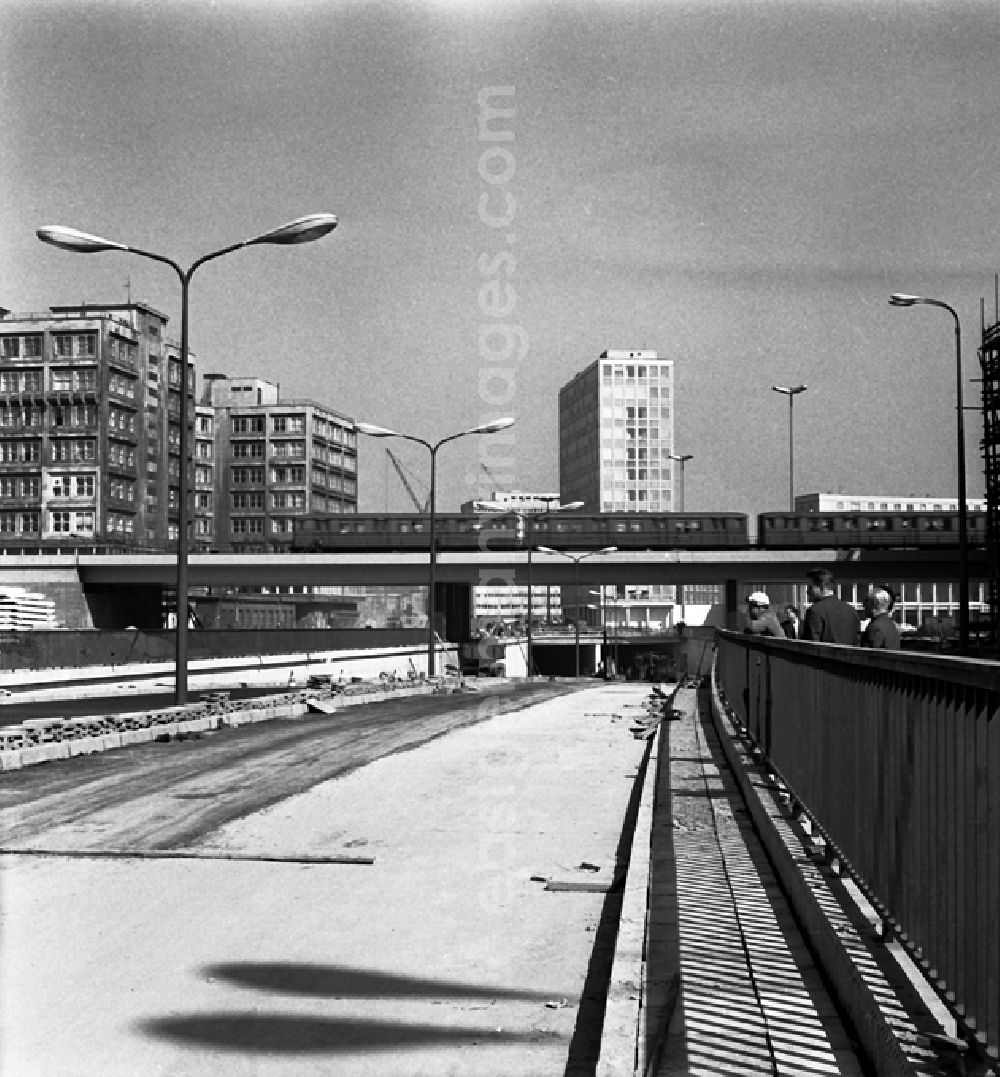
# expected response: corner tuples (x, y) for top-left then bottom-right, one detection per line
(714, 630), (1000, 1064)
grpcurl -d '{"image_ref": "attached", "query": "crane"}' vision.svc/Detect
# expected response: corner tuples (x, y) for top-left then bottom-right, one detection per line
(386, 447), (430, 512)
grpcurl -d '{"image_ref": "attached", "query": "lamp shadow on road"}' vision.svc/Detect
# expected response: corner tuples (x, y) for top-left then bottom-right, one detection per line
(135, 963), (566, 1055)
(200, 961), (562, 1001)
(136, 1012), (538, 1053)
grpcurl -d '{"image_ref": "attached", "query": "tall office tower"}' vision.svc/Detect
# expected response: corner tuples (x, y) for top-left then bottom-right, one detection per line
(559, 350), (679, 630)
(559, 350), (675, 512)
(0, 301), (189, 551)
(204, 375), (358, 553)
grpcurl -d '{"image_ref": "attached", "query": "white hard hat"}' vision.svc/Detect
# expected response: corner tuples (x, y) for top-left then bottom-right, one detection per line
(747, 591), (770, 606)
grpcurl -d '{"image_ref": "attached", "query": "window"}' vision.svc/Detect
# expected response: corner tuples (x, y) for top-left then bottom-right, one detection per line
(0, 476), (39, 499)
(232, 518), (264, 535)
(52, 332), (96, 358)
(109, 478), (135, 502)
(270, 465), (306, 485)
(50, 440), (95, 462)
(231, 466), (265, 485)
(51, 474), (95, 498)
(232, 492), (265, 510)
(232, 416), (265, 434)
(232, 440), (264, 458)
(0, 440), (37, 463)
(0, 511), (39, 533)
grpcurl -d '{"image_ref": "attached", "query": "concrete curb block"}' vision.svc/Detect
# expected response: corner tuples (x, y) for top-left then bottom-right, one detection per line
(708, 669), (949, 1077)
(0, 682), (447, 770)
(596, 718), (661, 1077)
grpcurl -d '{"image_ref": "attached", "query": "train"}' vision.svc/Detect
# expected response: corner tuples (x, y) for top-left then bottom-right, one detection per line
(289, 509), (988, 552)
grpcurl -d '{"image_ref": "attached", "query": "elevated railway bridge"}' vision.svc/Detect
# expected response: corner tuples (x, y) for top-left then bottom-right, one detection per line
(0, 546), (990, 634)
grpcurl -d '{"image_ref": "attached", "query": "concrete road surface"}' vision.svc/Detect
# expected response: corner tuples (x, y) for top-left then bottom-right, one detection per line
(1, 681), (649, 1076)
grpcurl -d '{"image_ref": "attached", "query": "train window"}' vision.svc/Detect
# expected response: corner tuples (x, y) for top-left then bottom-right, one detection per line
(810, 518), (832, 531)
(399, 522), (411, 533)
(614, 521), (628, 533)
(412, 520), (426, 533)
(630, 520), (642, 532)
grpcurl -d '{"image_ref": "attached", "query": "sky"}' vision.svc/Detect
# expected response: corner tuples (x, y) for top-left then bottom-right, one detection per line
(3, 0), (1000, 517)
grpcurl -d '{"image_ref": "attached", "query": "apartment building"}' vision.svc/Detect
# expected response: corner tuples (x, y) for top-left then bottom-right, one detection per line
(204, 374), (358, 553)
(0, 301), (188, 551)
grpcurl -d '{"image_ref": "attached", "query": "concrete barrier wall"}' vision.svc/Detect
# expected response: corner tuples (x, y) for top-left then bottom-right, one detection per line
(0, 627), (428, 673)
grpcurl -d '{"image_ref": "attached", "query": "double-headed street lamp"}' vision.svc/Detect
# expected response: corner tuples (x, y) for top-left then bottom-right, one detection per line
(356, 418), (516, 677)
(536, 545), (617, 677)
(668, 452), (693, 512)
(889, 292), (969, 651)
(37, 214), (340, 705)
(474, 498), (584, 676)
(771, 384), (808, 511)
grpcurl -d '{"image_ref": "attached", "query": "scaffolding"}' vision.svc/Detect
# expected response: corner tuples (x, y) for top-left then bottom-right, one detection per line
(979, 303), (1000, 640)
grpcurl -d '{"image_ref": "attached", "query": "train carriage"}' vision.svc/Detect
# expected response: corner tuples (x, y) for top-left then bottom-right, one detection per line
(757, 511), (987, 549)
(292, 511), (751, 552)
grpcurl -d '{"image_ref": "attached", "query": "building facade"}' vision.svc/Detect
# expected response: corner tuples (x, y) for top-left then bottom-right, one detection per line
(204, 375), (358, 553)
(559, 350), (676, 512)
(558, 350), (681, 629)
(459, 490), (565, 629)
(794, 492), (987, 513)
(0, 301), (189, 551)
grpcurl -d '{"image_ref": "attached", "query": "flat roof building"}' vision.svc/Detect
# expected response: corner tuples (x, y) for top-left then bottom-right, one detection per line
(559, 350), (675, 512)
(0, 302), (186, 551)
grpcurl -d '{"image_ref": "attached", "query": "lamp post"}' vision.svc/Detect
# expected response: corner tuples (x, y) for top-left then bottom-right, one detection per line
(536, 546), (617, 677)
(357, 418), (515, 676)
(889, 292), (969, 651)
(668, 452), (693, 512)
(771, 384), (808, 511)
(37, 215), (339, 705)
(474, 499), (583, 677)
(589, 587), (611, 677)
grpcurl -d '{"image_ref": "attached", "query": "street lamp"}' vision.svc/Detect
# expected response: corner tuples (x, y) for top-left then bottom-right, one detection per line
(37, 214), (339, 705)
(667, 452), (693, 512)
(356, 418), (515, 676)
(536, 546), (617, 677)
(889, 292), (969, 650)
(589, 587), (612, 678)
(771, 384), (808, 511)
(474, 498), (584, 676)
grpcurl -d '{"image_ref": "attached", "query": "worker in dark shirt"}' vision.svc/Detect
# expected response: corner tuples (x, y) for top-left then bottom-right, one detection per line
(801, 567), (860, 645)
(861, 585), (901, 649)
